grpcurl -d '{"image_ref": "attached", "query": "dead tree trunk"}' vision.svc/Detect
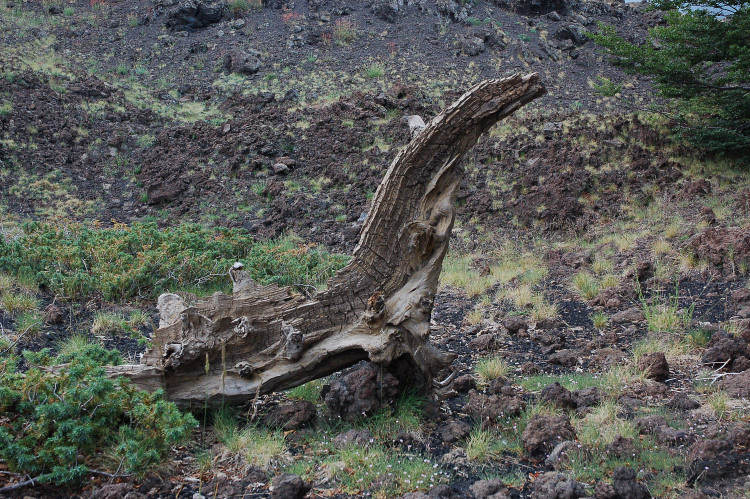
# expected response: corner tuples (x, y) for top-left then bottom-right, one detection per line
(108, 73), (546, 405)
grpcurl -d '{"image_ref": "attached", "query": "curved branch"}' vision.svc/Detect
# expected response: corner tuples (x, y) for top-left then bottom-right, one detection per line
(106, 73), (546, 405)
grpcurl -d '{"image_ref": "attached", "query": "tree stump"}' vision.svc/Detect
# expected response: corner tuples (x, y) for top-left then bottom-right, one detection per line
(107, 73), (546, 405)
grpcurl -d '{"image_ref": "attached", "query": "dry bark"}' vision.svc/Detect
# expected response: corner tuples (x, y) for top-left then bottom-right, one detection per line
(107, 73), (546, 405)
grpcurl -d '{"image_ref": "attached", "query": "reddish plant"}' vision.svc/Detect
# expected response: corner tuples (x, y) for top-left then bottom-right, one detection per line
(281, 10), (300, 25)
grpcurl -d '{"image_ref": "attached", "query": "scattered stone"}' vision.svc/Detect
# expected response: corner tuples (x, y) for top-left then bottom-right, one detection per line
(605, 435), (636, 459)
(612, 307), (644, 324)
(687, 440), (748, 485)
(438, 421), (471, 444)
(573, 386), (602, 408)
(732, 288), (750, 305)
(323, 363), (399, 421)
(272, 162), (290, 175)
(428, 484), (453, 498)
(244, 467), (267, 484)
(333, 429), (375, 448)
(372, 0), (400, 23)
(637, 352), (669, 381)
(166, 0), (227, 31)
(223, 49), (262, 75)
(537, 317), (562, 330)
(44, 304), (63, 324)
(548, 349), (583, 367)
(270, 473), (310, 499)
(520, 362), (540, 375)
(610, 467), (651, 499)
(542, 121), (564, 139)
(458, 35), (486, 56)
(719, 369), (750, 398)
(689, 439), (732, 461)
(89, 484), (146, 499)
(701, 331), (750, 372)
(453, 374), (477, 393)
(393, 430), (417, 449)
(634, 415), (687, 444)
(689, 227), (750, 271)
(634, 415), (668, 435)
(504, 316), (528, 334)
(470, 478), (513, 499)
(522, 415), (576, 456)
(541, 382), (577, 410)
(665, 392), (701, 411)
(440, 447), (468, 467)
(635, 261), (655, 283)
(531, 471), (585, 499)
(264, 401), (316, 430)
(466, 390), (526, 423)
(469, 333), (498, 351)
(555, 23), (587, 46)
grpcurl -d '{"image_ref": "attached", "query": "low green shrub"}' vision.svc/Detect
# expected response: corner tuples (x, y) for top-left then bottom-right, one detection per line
(0, 222), (349, 301)
(0, 344), (196, 486)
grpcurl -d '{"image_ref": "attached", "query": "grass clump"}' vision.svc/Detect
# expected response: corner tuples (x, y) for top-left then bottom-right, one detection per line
(592, 76), (622, 97)
(530, 293), (558, 322)
(332, 18), (357, 45)
(91, 311), (131, 334)
(322, 442), (442, 496)
(466, 428), (494, 462)
(573, 400), (638, 448)
(440, 254), (498, 297)
(364, 62), (385, 78)
(641, 289), (693, 334)
(1, 291), (39, 315)
(286, 378), (324, 403)
(475, 356), (510, 385)
(571, 271), (600, 300)
(214, 408), (285, 470)
(0, 344), (195, 486)
(366, 389), (425, 438)
(13, 310), (43, 335)
(591, 311), (609, 329)
(0, 222), (349, 301)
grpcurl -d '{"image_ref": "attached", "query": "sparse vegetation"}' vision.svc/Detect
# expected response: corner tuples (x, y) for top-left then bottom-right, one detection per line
(475, 355), (510, 384)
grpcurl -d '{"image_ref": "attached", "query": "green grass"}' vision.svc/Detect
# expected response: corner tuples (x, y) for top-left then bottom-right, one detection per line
(14, 310), (43, 335)
(1, 292), (39, 315)
(466, 428), (494, 462)
(0, 222), (349, 301)
(364, 389), (425, 439)
(475, 356), (511, 385)
(214, 408), (286, 470)
(91, 311), (131, 335)
(0, 101), (12, 117)
(364, 62), (385, 79)
(286, 379), (325, 403)
(572, 271), (600, 300)
(591, 311), (609, 329)
(322, 442), (443, 496)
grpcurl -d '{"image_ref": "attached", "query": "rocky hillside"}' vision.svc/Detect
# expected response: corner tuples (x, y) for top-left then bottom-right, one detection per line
(1, 0), (750, 498)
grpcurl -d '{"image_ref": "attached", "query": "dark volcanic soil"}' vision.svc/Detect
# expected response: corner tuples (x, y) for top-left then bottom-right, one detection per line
(2, 1), (750, 498)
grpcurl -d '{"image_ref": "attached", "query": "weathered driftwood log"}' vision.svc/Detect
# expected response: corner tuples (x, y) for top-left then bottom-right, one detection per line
(108, 73), (546, 405)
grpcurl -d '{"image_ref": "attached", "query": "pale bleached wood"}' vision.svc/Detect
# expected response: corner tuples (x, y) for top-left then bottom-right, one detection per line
(106, 74), (546, 405)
